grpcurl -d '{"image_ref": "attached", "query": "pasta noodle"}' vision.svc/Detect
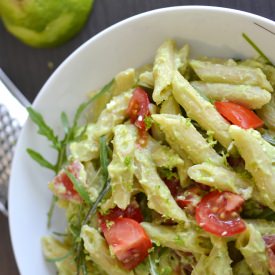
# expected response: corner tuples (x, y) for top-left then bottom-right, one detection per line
(35, 38), (275, 275)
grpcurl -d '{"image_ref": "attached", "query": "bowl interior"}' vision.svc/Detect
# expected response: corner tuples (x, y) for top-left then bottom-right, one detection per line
(9, 6), (275, 275)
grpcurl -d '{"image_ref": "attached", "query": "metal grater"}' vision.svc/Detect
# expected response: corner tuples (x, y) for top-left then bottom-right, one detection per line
(0, 69), (30, 215)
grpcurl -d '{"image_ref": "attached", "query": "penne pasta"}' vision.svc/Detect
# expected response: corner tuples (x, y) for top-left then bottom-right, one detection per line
(229, 125), (275, 211)
(153, 40), (176, 104)
(236, 224), (269, 275)
(152, 114), (224, 165)
(108, 124), (137, 209)
(190, 60), (273, 92)
(187, 163), (253, 199)
(191, 81), (271, 109)
(172, 71), (233, 149)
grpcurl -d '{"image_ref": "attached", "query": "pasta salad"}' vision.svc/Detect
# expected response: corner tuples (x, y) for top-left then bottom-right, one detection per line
(28, 38), (275, 275)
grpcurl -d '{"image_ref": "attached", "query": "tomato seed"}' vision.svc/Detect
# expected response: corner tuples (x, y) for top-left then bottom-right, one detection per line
(212, 207), (218, 213)
(221, 231), (228, 236)
(219, 212), (226, 219)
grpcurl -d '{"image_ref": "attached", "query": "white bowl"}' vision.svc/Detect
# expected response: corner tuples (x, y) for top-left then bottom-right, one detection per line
(9, 6), (275, 275)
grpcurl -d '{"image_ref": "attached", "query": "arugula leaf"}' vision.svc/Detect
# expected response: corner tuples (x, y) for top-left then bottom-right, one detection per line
(45, 250), (72, 262)
(149, 253), (160, 275)
(47, 195), (57, 228)
(242, 33), (274, 66)
(65, 171), (91, 205)
(82, 135), (111, 225)
(73, 125), (88, 142)
(83, 179), (111, 225)
(242, 199), (275, 221)
(27, 107), (60, 150)
(27, 79), (114, 229)
(73, 135), (112, 275)
(52, 232), (68, 237)
(255, 208), (275, 220)
(60, 112), (69, 134)
(262, 132), (275, 146)
(99, 135), (110, 183)
(136, 192), (153, 222)
(26, 148), (56, 171)
(72, 79), (114, 131)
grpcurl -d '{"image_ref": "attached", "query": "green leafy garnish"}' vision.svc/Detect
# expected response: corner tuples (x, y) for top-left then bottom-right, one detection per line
(149, 253), (160, 275)
(27, 107), (60, 150)
(45, 250), (73, 262)
(47, 195), (57, 228)
(60, 111), (70, 134)
(82, 135), (111, 225)
(73, 79), (114, 129)
(26, 148), (56, 172)
(52, 231), (68, 237)
(65, 171), (91, 204)
(99, 135), (110, 183)
(262, 132), (275, 146)
(27, 78), (114, 227)
(136, 192), (153, 222)
(75, 135), (111, 275)
(242, 199), (275, 221)
(242, 33), (274, 66)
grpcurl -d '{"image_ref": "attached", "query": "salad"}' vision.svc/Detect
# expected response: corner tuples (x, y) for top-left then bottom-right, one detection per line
(27, 36), (275, 275)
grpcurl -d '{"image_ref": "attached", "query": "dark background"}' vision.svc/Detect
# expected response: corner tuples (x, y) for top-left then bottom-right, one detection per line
(0, 0), (274, 274)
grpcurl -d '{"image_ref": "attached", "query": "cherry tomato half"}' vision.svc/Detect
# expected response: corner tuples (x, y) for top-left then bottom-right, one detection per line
(215, 101), (264, 129)
(263, 235), (275, 275)
(102, 217), (152, 270)
(127, 87), (150, 130)
(176, 185), (204, 215)
(52, 161), (82, 202)
(127, 87), (151, 145)
(99, 204), (143, 232)
(196, 191), (246, 237)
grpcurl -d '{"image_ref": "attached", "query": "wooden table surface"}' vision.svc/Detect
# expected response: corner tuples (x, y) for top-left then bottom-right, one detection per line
(0, 0), (274, 274)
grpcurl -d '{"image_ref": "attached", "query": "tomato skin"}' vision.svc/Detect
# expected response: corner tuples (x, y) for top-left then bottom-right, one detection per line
(164, 178), (182, 197)
(176, 186), (203, 215)
(215, 101), (264, 129)
(127, 87), (151, 130)
(102, 217), (152, 270)
(52, 161), (82, 202)
(127, 87), (151, 145)
(196, 191), (246, 237)
(99, 205), (143, 233)
(263, 235), (275, 275)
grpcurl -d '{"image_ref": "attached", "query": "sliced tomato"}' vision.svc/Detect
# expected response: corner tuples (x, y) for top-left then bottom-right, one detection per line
(102, 217), (152, 270)
(127, 87), (151, 130)
(176, 185), (204, 215)
(176, 192), (200, 209)
(52, 161), (82, 203)
(164, 178), (182, 197)
(99, 204), (143, 233)
(196, 191), (246, 237)
(215, 101), (264, 129)
(127, 87), (151, 145)
(263, 235), (275, 275)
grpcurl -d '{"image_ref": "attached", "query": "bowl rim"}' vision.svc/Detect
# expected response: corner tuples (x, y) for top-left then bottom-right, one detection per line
(29, 5), (275, 108)
(8, 5), (275, 275)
